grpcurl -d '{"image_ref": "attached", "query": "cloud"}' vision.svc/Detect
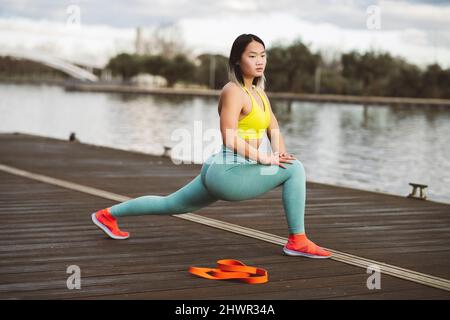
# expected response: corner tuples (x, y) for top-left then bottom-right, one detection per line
(0, 0), (449, 68)
(0, 17), (136, 67)
(1, 0), (449, 31)
(177, 11), (450, 68)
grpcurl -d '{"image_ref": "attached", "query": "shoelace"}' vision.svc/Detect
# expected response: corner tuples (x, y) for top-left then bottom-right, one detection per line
(189, 259), (268, 284)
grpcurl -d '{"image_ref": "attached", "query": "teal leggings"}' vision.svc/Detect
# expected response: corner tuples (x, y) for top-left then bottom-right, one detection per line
(109, 144), (306, 234)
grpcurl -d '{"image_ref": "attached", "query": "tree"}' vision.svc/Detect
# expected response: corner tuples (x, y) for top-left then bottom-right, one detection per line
(161, 54), (196, 87)
(195, 54), (229, 89)
(106, 53), (143, 81)
(265, 39), (320, 93)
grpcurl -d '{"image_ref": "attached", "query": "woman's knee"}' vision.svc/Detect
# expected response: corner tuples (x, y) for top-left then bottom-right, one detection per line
(287, 159), (306, 178)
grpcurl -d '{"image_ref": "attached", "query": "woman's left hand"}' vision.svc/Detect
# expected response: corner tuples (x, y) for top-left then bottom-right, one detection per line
(275, 151), (296, 160)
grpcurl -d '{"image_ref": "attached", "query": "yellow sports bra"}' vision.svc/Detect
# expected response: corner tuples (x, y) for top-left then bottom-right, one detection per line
(238, 85), (271, 139)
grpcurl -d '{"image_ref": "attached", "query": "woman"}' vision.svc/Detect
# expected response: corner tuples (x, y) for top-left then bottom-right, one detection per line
(91, 34), (332, 259)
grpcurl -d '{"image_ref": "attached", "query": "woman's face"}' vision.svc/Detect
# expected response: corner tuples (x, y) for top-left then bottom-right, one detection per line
(239, 40), (266, 78)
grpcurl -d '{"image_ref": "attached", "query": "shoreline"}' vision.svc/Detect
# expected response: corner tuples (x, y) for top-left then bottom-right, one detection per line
(65, 82), (450, 108)
(1, 78), (450, 107)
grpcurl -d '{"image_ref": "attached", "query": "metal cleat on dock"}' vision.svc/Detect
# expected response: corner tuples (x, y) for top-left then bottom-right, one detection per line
(162, 145), (172, 158)
(69, 132), (79, 143)
(407, 182), (428, 200)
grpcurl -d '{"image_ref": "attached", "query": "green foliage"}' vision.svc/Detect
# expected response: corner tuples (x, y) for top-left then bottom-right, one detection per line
(339, 50), (450, 98)
(103, 40), (450, 98)
(3, 38), (449, 99)
(265, 40), (321, 92)
(106, 53), (145, 81)
(195, 54), (229, 89)
(162, 54), (196, 87)
(421, 64), (450, 98)
(106, 53), (197, 87)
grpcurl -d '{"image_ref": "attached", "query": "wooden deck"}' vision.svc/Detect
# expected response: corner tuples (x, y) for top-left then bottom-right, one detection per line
(0, 132), (449, 300)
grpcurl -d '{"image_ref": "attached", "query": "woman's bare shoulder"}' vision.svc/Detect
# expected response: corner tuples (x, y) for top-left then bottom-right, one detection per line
(218, 82), (244, 115)
(221, 81), (243, 96)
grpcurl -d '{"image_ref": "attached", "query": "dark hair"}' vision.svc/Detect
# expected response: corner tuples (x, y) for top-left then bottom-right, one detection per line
(228, 34), (266, 89)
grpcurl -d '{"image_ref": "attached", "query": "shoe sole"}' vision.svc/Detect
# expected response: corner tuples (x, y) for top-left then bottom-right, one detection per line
(91, 213), (129, 240)
(283, 246), (332, 259)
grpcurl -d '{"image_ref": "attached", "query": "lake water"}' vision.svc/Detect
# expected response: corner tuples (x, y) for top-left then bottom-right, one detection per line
(1, 82), (449, 204)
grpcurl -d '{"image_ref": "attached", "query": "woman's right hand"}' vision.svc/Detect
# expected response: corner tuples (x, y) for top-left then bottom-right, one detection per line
(258, 153), (293, 169)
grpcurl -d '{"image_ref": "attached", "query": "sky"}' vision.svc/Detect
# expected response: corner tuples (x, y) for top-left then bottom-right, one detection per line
(0, 0), (449, 68)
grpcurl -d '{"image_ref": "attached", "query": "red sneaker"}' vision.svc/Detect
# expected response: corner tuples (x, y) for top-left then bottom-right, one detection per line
(91, 208), (130, 240)
(283, 234), (332, 258)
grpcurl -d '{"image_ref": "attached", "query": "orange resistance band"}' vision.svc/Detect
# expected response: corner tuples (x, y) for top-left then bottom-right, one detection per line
(189, 259), (268, 284)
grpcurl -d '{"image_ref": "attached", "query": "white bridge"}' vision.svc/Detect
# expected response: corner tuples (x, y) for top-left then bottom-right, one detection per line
(0, 49), (99, 82)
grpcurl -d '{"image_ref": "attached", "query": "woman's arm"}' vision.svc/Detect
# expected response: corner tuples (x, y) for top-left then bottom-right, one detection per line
(266, 104), (287, 154)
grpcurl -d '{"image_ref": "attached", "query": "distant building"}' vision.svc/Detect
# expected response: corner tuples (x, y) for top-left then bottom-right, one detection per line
(130, 73), (167, 87)
(135, 27), (144, 55)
